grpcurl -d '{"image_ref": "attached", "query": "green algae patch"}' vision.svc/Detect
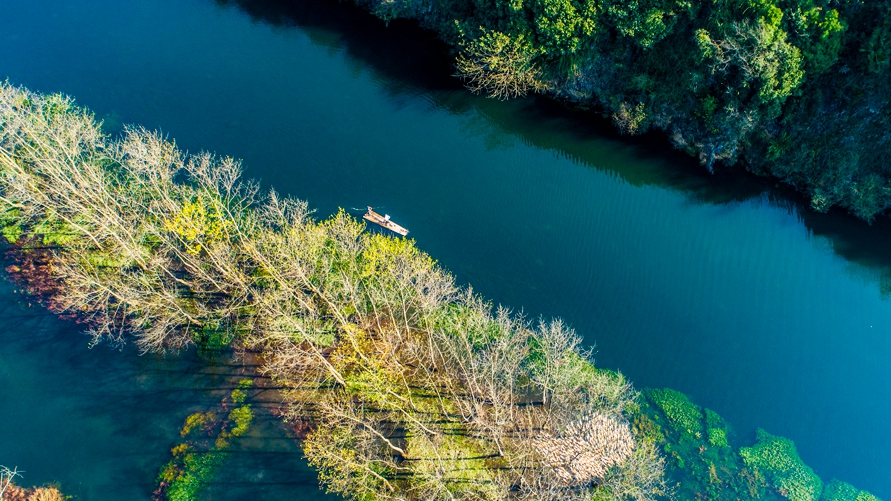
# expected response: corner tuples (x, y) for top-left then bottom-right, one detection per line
(155, 378), (256, 501)
(706, 408), (731, 448)
(740, 429), (823, 501)
(636, 391), (878, 501)
(822, 480), (882, 501)
(646, 388), (704, 437)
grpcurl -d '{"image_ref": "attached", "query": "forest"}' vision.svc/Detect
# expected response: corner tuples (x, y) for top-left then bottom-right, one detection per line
(341, 0), (891, 221)
(0, 82), (661, 501)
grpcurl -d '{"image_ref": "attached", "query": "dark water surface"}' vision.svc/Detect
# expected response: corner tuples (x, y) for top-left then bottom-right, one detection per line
(2, 0), (890, 498)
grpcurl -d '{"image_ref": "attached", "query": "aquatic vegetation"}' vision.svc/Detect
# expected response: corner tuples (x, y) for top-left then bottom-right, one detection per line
(706, 408), (730, 448)
(0, 207), (22, 243)
(631, 413), (664, 447)
(708, 427), (729, 448)
(635, 394), (883, 501)
(740, 429), (823, 501)
(161, 450), (227, 501)
(646, 388), (703, 436)
(822, 480), (882, 501)
(180, 412), (215, 437)
(226, 406), (253, 437)
(230, 379), (253, 404)
(155, 379), (255, 501)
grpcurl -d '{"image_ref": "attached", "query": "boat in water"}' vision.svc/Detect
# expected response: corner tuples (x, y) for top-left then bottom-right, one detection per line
(363, 206), (409, 236)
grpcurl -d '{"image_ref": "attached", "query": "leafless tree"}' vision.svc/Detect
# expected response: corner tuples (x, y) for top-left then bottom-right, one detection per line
(0, 466), (21, 500)
(456, 30), (544, 100)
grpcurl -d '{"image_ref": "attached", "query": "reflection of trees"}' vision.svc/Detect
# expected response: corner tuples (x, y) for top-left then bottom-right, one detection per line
(211, 0), (891, 298)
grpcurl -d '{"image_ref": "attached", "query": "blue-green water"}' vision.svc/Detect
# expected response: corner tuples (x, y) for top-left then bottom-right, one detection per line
(1, 0), (890, 498)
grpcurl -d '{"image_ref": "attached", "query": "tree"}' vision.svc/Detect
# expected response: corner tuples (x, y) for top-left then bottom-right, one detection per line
(696, 18), (804, 118)
(1, 466), (21, 499)
(456, 30), (544, 99)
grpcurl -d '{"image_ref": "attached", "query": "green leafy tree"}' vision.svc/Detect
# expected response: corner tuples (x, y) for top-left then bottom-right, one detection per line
(531, 0), (600, 55)
(602, 0), (696, 48)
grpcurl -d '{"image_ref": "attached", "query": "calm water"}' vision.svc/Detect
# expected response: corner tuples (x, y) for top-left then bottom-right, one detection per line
(2, 0), (890, 498)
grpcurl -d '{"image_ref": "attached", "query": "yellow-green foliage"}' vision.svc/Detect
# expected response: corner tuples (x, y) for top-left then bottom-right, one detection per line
(333, 326), (403, 407)
(164, 195), (234, 254)
(740, 429), (822, 501)
(821, 480), (882, 501)
(705, 408), (730, 448)
(455, 29), (542, 100)
(303, 423), (386, 500)
(647, 388), (703, 435)
(360, 233), (434, 277)
(708, 427), (729, 448)
(227, 406), (253, 437)
(32, 216), (86, 247)
(632, 412), (665, 446)
(181, 412), (215, 436)
(164, 451), (227, 501)
(230, 378), (253, 404)
(230, 388), (247, 404)
(405, 427), (502, 500)
(0, 207), (23, 243)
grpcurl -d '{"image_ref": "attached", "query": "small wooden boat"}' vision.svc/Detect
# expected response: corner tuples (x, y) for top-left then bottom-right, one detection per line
(363, 206), (409, 236)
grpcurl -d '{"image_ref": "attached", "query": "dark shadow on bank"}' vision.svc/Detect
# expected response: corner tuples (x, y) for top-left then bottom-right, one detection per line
(213, 0), (891, 295)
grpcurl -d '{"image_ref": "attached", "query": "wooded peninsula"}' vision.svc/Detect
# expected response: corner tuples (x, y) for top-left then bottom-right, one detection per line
(0, 83), (882, 501)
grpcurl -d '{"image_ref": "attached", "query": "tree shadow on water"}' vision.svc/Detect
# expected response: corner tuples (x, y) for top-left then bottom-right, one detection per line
(213, 0), (891, 293)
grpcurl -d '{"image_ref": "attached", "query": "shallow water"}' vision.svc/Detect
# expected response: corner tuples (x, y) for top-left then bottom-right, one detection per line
(1, 0), (890, 498)
(0, 267), (326, 500)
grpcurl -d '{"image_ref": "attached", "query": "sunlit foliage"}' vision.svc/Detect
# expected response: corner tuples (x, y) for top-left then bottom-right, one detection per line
(0, 83), (663, 501)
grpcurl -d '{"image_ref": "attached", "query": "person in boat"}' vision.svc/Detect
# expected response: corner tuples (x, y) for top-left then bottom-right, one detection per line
(384, 214), (390, 222)
(367, 206), (373, 214)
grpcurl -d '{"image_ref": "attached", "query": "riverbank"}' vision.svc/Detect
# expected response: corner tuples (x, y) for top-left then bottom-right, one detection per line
(327, 0), (891, 221)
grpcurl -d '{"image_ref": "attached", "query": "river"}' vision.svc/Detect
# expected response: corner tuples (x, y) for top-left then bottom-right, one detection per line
(1, 0), (889, 498)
